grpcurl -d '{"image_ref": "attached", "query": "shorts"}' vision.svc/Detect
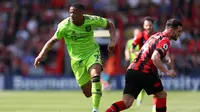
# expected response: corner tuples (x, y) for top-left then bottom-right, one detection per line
(123, 69), (163, 98)
(71, 50), (102, 87)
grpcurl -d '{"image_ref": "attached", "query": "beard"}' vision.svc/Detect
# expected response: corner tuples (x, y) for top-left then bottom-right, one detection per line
(172, 35), (178, 41)
(147, 29), (153, 34)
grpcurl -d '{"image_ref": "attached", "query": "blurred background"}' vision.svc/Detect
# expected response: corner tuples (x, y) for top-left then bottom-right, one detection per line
(1, 0), (200, 77)
(0, 0), (200, 111)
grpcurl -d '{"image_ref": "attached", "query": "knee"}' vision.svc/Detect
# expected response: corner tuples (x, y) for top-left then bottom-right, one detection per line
(154, 90), (167, 98)
(124, 101), (133, 109)
(89, 64), (102, 75)
(123, 98), (134, 109)
(83, 91), (92, 98)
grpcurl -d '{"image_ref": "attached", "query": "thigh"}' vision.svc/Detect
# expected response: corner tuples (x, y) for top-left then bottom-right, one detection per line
(71, 59), (91, 87)
(143, 74), (163, 95)
(86, 50), (103, 76)
(86, 50), (103, 72)
(123, 69), (143, 99)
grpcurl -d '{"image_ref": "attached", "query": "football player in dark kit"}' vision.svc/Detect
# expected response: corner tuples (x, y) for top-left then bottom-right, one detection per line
(131, 16), (157, 109)
(106, 18), (182, 112)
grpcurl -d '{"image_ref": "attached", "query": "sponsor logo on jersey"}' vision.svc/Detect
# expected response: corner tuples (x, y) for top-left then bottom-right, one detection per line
(85, 25), (91, 32)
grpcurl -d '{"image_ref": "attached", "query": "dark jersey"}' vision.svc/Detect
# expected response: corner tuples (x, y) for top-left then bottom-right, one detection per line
(128, 32), (170, 74)
(132, 31), (157, 49)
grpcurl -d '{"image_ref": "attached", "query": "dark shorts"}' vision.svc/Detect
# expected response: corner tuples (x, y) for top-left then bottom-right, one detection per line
(123, 69), (163, 98)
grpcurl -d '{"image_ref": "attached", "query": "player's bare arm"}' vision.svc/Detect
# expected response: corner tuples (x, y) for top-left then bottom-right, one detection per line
(124, 48), (130, 61)
(106, 19), (116, 52)
(151, 50), (176, 77)
(165, 51), (175, 69)
(34, 35), (59, 68)
(131, 33), (141, 54)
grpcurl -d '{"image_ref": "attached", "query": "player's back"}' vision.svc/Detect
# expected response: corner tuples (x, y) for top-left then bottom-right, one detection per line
(129, 32), (170, 74)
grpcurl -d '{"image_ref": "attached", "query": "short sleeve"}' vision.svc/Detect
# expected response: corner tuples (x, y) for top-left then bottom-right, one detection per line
(91, 16), (107, 28)
(55, 24), (66, 40)
(156, 38), (170, 58)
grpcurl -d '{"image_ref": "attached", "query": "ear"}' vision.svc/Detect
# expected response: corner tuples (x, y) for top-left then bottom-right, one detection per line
(169, 28), (173, 31)
(168, 28), (173, 34)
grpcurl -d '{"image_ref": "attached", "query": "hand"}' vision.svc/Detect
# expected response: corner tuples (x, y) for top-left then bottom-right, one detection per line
(34, 55), (43, 68)
(166, 69), (176, 78)
(107, 40), (115, 52)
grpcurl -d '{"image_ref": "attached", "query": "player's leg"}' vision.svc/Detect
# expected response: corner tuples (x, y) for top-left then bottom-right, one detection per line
(89, 63), (102, 112)
(106, 69), (142, 112)
(80, 81), (92, 97)
(87, 51), (103, 112)
(153, 90), (167, 112)
(136, 89), (145, 106)
(71, 59), (92, 97)
(143, 74), (166, 112)
(106, 94), (134, 112)
(152, 70), (164, 112)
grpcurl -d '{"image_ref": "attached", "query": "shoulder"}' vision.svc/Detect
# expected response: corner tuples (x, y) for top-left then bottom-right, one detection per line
(58, 17), (71, 27)
(135, 32), (143, 38)
(157, 37), (170, 50)
(84, 14), (106, 21)
(161, 36), (170, 43)
(127, 39), (133, 45)
(84, 14), (101, 19)
(128, 39), (133, 43)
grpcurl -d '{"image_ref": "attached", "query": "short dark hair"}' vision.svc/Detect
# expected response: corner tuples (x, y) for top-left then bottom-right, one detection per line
(71, 3), (85, 10)
(166, 18), (182, 29)
(144, 16), (154, 23)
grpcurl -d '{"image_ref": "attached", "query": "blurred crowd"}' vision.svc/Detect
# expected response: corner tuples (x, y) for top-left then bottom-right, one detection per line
(0, 0), (200, 76)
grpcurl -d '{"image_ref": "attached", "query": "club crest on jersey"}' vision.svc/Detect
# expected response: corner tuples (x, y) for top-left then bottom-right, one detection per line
(71, 31), (77, 41)
(85, 25), (91, 32)
(163, 44), (168, 50)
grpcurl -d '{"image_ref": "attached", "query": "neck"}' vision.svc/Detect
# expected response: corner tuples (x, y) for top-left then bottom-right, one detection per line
(145, 30), (153, 35)
(148, 31), (153, 35)
(162, 30), (171, 40)
(73, 16), (84, 26)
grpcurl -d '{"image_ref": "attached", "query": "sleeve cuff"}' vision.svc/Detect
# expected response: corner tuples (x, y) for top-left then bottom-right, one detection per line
(156, 48), (164, 58)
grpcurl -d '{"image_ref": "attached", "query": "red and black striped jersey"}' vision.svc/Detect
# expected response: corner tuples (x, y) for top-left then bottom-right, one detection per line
(128, 32), (170, 73)
(132, 31), (157, 49)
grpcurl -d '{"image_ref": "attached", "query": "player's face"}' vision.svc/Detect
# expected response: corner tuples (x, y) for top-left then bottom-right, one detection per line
(171, 26), (183, 41)
(69, 7), (83, 24)
(143, 20), (153, 34)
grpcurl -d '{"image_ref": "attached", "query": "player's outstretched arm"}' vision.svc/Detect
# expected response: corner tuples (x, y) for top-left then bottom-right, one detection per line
(34, 35), (59, 68)
(151, 50), (176, 77)
(106, 20), (116, 52)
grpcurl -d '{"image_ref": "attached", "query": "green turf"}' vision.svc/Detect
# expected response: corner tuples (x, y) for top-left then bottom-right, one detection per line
(0, 91), (199, 112)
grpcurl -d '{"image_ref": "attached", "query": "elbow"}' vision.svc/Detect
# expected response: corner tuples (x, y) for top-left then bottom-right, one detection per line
(107, 20), (115, 29)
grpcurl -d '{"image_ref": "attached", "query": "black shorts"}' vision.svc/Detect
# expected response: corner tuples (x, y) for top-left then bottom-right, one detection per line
(123, 69), (163, 98)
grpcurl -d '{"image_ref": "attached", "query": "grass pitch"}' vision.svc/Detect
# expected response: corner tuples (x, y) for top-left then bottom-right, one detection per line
(0, 91), (199, 112)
